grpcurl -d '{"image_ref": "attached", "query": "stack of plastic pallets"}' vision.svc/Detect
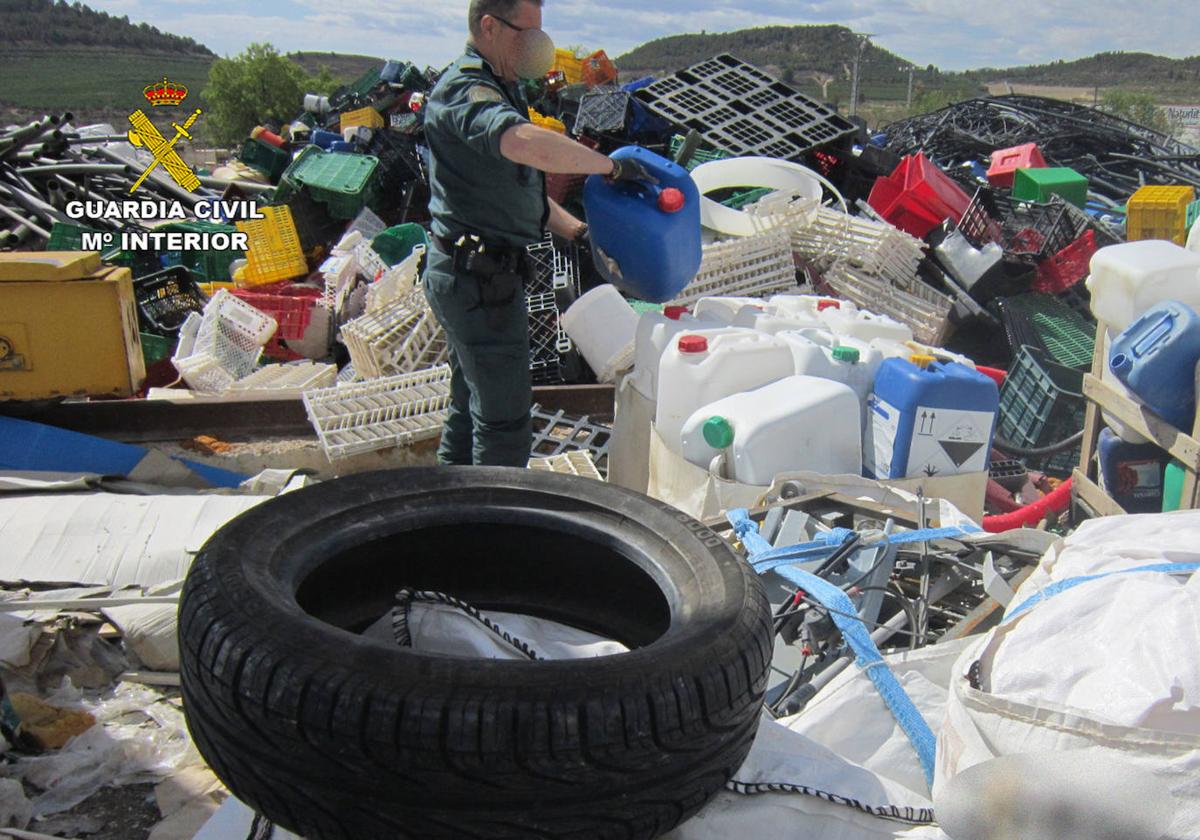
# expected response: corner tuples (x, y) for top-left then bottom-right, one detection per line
(302, 365), (452, 459)
(822, 263), (954, 347)
(340, 286), (447, 378)
(226, 362), (338, 397)
(668, 227), (797, 306)
(632, 54), (857, 162)
(525, 234), (581, 385)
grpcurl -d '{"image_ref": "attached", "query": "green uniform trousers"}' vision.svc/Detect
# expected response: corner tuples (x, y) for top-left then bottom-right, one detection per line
(423, 245), (533, 467)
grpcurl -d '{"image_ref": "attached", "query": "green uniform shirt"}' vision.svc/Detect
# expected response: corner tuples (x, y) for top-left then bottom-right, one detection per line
(425, 45), (548, 248)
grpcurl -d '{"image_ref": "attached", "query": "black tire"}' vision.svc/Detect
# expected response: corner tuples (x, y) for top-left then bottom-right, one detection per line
(179, 467), (772, 840)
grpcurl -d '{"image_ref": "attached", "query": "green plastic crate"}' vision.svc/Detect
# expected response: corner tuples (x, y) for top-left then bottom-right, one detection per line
(158, 220), (245, 282)
(667, 135), (730, 171)
(1001, 293), (1096, 370)
(1188, 199), (1200, 230)
(997, 345), (1086, 476)
(349, 66), (383, 98)
(140, 332), (175, 367)
(286, 149), (381, 219)
(722, 187), (773, 209)
(47, 221), (105, 251)
(239, 137), (291, 181)
(1012, 167), (1089, 209)
(372, 223), (429, 266)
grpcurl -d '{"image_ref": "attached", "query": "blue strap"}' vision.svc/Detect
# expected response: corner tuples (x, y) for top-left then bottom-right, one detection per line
(748, 524), (980, 575)
(728, 508), (938, 787)
(1003, 562), (1200, 623)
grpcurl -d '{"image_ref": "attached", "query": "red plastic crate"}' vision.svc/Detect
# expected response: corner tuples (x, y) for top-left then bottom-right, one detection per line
(987, 143), (1047, 188)
(231, 282), (322, 359)
(867, 152), (971, 239)
(1032, 229), (1097, 294)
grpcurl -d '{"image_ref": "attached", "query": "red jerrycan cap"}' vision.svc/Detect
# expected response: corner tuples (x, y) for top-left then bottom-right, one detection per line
(663, 305), (689, 320)
(658, 188), (685, 213)
(816, 299), (841, 311)
(678, 335), (708, 354)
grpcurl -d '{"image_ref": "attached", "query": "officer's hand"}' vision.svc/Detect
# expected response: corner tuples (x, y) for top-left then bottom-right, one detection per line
(607, 157), (659, 185)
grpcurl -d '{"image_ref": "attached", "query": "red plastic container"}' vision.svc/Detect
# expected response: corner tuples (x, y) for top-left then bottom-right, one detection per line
(867, 152), (971, 239)
(1032, 230), (1098, 294)
(231, 282), (322, 359)
(987, 143), (1047, 188)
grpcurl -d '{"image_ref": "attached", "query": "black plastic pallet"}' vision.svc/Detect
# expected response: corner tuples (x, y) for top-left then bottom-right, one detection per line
(573, 87), (630, 134)
(632, 54), (856, 160)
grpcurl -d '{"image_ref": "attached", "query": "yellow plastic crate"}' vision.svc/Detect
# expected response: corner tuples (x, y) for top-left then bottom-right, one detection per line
(236, 205), (308, 287)
(198, 281), (236, 296)
(1127, 184), (1196, 246)
(528, 108), (566, 134)
(339, 106), (384, 134)
(552, 49), (585, 84)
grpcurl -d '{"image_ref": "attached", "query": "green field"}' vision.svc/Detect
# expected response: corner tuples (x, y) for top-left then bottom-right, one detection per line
(0, 48), (215, 112)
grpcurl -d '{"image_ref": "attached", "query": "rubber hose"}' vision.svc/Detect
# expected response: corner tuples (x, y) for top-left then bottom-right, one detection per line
(993, 430), (1085, 458)
(982, 477), (1072, 533)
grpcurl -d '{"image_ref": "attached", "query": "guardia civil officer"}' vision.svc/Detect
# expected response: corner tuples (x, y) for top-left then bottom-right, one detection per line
(423, 0), (654, 467)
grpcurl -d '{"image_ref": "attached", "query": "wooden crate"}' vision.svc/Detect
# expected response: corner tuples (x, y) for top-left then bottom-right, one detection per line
(1072, 322), (1200, 517)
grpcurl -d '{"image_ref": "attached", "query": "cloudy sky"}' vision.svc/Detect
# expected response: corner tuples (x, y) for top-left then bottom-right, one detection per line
(85, 0), (1198, 71)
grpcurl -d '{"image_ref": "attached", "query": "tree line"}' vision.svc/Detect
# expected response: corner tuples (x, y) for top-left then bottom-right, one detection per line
(1, 0), (213, 55)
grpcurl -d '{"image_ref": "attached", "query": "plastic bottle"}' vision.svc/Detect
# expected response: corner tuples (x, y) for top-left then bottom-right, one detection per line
(627, 307), (731, 401)
(865, 356), (999, 479)
(679, 376), (862, 484)
(776, 329), (882, 405)
(655, 331), (794, 452)
(1097, 427), (1169, 514)
(1086, 241), (1200, 334)
(1109, 300), (1200, 432)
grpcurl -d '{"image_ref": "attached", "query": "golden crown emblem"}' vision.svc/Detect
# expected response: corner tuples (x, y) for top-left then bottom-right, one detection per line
(143, 76), (188, 107)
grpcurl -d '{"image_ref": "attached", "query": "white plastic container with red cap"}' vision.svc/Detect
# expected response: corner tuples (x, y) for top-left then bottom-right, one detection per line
(628, 306), (731, 401)
(678, 375), (862, 483)
(776, 329), (883, 405)
(654, 331), (794, 453)
(732, 296), (844, 334)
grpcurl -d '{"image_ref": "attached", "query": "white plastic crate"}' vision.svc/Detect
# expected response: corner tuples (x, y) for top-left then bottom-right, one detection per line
(340, 286), (447, 379)
(366, 246), (423, 314)
(303, 365), (452, 459)
(823, 264), (954, 347)
(790, 207), (926, 285)
(227, 361), (338, 395)
(527, 451), (603, 481)
(668, 227), (797, 306)
(172, 290), (276, 393)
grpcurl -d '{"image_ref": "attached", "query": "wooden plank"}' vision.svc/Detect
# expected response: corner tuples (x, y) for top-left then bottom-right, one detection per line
(939, 566), (1035, 642)
(1072, 468), (1128, 518)
(1082, 374), (1200, 471)
(1076, 321), (1107, 480)
(702, 491), (834, 532)
(1181, 362), (1200, 508)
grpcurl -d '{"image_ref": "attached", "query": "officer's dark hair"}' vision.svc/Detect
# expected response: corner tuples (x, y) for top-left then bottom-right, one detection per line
(468, 0), (543, 38)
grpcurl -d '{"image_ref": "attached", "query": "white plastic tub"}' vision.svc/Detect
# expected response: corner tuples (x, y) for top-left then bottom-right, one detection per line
(561, 285), (639, 382)
(1087, 240), (1200, 333)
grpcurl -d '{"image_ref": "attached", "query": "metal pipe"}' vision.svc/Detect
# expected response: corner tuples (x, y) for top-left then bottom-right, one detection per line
(16, 163), (129, 177)
(0, 181), (71, 225)
(197, 175), (274, 194)
(0, 203), (50, 239)
(84, 146), (208, 205)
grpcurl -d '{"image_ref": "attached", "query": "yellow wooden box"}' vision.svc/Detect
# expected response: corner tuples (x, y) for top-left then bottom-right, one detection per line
(0, 263), (145, 400)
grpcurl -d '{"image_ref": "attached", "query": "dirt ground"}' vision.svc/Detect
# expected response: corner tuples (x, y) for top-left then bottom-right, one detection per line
(27, 782), (161, 839)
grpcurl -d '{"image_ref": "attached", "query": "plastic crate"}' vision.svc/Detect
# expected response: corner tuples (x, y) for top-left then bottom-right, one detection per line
(366, 246), (424, 314)
(552, 49), (585, 85)
(1188, 199), (1200, 230)
(158, 220), (245, 282)
(231, 282), (322, 359)
(582, 50), (618, 87)
(997, 292), (1096, 371)
(528, 450), (603, 480)
(997, 345), (1085, 476)
(667, 227), (797, 306)
(822, 264), (954, 347)
(302, 365), (452, 459)
(236, 205), (308, 287)
(987, 143), (1046, 189)
(788, 206), (926, 286)
(340, 286), (447, 378)
(372, 223), (429, 266)
(227, 361), (337, 395)
(134, 266), (207, 336)
(667, 135), (730, 171)
(47, 221), (105, 251)
(339, 106), (384, 135)
(573, 87), (630, 134)
(171, 291), (277, 393)
(286, 149), (382, 219)
(528, 108), (566, 134)
(1032, 229), (1097, 294)
(239, 137), (290, 181)
(276, 190), (343, 254)
(1126, 185), (1195, 246)
(139, 332), (174, 367)
(634, 54), (857, 161)
(1012, 167), (1088, 208)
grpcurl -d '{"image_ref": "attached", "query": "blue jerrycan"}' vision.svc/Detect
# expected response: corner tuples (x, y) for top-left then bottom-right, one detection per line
(1110, 300), (1200, 432)
(583, 146), (701, 303)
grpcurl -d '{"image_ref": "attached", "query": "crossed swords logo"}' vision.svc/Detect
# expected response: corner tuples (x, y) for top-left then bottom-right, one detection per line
(126, 107), (203, 193)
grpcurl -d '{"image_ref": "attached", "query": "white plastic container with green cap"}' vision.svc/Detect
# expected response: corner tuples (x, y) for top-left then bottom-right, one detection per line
(654, 331), (794, 453)
(776, 329), (883, 404)
(678, 375), (862, 484)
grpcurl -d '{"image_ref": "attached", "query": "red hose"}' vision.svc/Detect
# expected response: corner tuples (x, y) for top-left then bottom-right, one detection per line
(982, 478), (1073, 533)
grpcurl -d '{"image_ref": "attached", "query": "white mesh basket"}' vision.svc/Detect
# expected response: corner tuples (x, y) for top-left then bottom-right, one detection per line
(340, 285), (447, 379)
(668, 227), (797, 306)
(172, 290), (276, 393)
(302, 365), (452, 459)
(227, 362), (338, 395)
